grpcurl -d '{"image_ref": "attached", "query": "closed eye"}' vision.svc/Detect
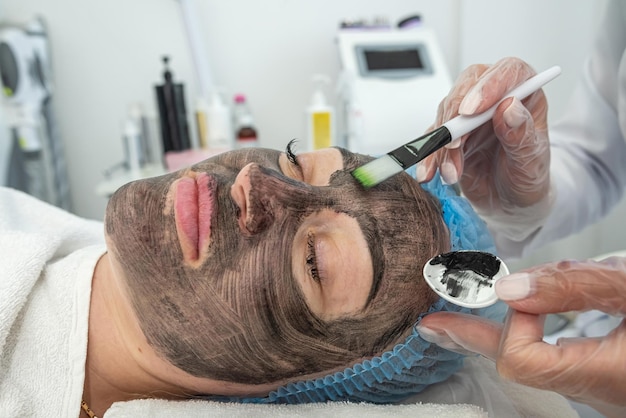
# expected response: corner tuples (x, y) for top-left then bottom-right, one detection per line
(280, 143), (345, 186)
(306, 231), (326, 283)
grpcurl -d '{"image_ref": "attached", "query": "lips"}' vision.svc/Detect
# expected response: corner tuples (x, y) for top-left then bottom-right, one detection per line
(175, 173), (216, 262)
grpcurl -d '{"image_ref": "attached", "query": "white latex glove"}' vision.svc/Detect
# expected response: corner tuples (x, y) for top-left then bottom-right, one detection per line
(416, 256), (626, 418)
(418, 57), (553, 242)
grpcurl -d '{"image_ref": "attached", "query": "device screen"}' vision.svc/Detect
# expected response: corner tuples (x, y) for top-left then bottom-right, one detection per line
(364, 49), (423, 70)
(355, 44), (432, 78)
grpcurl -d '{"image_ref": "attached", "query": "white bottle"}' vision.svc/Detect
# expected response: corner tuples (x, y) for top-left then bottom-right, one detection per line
(123, 118), (142, 174)
(206, 91), (234, 150)
(306, 74), (334, 150)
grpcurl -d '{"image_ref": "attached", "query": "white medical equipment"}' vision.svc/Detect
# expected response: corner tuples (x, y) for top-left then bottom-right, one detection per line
(336, 23), (452, 155)
(0, 17), (71, 210)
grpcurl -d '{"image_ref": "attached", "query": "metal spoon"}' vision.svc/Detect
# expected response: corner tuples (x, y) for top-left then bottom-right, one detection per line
(423, 250), (509, 308)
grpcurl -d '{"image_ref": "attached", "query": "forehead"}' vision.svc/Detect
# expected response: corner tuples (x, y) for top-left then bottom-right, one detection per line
(334, 146), (372, 169)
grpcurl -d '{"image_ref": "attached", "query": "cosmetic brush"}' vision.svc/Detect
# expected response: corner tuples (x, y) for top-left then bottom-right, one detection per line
(351, 65), (561, 188)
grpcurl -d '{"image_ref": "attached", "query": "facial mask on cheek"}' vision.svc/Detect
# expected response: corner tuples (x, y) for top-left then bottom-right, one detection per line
(110, 175), (322, 383)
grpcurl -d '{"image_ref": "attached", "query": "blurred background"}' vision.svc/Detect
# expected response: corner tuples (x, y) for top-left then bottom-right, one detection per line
(0, 0), (622, 276)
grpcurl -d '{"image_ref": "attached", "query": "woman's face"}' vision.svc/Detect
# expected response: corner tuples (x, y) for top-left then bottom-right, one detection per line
(104, 145), (449, 385)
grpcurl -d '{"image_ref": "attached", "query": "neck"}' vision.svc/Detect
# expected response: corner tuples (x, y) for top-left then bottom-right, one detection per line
(83, 253), (188, 416)
(83, 252), (301, 416)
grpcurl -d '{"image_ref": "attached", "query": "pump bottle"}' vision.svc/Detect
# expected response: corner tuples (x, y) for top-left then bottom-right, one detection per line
(154, 56), (191, 152)
(306, 74), (335, 150)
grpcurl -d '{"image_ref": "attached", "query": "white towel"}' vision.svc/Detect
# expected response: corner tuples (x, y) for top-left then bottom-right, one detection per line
(105, 399), (488, 418)
(0, 187), (102, 357)
(0, 187), (104, 417)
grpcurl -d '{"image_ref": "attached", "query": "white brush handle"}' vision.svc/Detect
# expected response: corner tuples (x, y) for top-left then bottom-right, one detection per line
(443, 66), (561, 139)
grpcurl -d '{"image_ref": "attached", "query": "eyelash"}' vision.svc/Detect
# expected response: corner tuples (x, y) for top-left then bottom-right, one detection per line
(285, 139), (300, 167)
(306, 232), (324, 283)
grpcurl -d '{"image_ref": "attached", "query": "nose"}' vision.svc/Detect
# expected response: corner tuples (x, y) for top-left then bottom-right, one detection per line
(230, 163), (275, 235)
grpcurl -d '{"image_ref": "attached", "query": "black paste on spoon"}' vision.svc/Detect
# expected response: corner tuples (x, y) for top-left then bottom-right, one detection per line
(429, 251), (501, 298)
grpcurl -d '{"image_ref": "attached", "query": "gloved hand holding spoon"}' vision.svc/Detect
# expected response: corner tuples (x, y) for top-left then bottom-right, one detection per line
(419, 251), (626, 418)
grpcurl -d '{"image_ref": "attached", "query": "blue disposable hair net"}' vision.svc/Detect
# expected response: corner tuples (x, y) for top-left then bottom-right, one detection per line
(229, 171), (507, 404)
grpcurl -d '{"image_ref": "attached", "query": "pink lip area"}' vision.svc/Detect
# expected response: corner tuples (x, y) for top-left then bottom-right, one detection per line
(175, 173), (216, 263)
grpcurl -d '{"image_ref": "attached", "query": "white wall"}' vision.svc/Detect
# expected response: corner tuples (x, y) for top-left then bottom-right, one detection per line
(459, 0), (607, 126)
(2, 0), (624, 269)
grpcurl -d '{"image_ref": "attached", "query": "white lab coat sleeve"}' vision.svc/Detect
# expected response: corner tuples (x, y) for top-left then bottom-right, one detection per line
(492, 0), (626, 260)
